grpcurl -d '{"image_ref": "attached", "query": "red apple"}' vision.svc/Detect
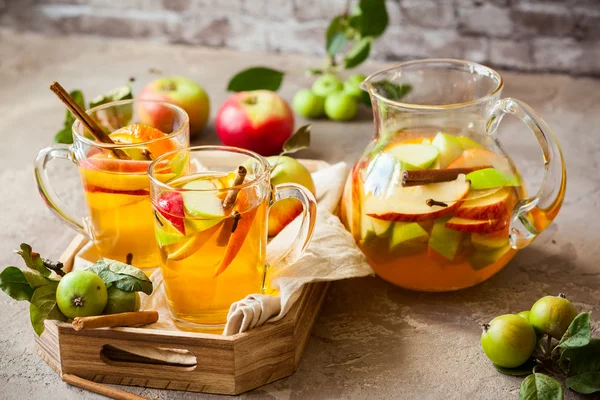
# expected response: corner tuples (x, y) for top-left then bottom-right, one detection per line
(445, 217), (506, 234)
(455, 188), (511, 220)
(215, 90), (294, 156)
(156, 191), (186, 234)
(137, 76), (210, 138)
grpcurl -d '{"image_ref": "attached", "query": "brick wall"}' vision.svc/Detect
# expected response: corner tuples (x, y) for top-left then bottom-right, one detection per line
(2, 0), (599, 76)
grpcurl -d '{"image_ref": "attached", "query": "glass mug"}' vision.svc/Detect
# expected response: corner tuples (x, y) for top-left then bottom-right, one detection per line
(342, 59), (566, 292)
(148, 146), (317, 331)
(35, 100), (190, 270)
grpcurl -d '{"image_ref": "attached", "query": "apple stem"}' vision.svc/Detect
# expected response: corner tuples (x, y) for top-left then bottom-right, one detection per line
(558, 293), (566, 299)
(482, 323), (490, 333)
(223, 166), (247, 209)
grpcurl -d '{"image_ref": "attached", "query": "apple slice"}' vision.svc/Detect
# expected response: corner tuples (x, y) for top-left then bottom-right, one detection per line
(471, 232), (509, 251)
(448, 148), (511, 174)
(469, 244), (511, 270)
(428, 217), (463, 261)
(455, 188), (510, 220)
(167, 222), (223, 262)
(154, 225), (186, 247)
(466, 168), (518, 190)
(445, 217), (506, 234)
(389, 222), (429, 253)
(364, 175), (470, 222)
(385, 143), (440, 169)
(156, 191), (186, 234)
(361, 212), (393, 240)
(455, 136), (483, 150)
(182, 179), (225, 219)
(432, 132), (464, 168)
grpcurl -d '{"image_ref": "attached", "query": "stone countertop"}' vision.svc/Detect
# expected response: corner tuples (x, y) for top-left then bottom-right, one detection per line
(0, 30), (599, 400)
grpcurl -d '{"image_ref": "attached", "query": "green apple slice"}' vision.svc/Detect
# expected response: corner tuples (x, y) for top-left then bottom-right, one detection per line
(428, 217), (463, 260)
(385, 144), (440, 169)
(389, 222), (429, 252)
(182, 179), (225, 219)
(455, 136), (483, 150)
(471, 233), (509, 251)
(155, 227), (186, 247)
(432, 132), (464, 168)
(466, 168), (518, 190)
(361, 214), (392, 240)
(469, 244), (511, 270)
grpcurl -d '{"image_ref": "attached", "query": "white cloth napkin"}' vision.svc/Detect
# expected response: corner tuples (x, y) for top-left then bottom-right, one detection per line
(74, 161), (373, 335)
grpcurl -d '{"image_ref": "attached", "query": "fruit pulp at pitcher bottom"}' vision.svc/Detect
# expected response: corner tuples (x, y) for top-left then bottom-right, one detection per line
(342, 131), (536, 291)
(155, 173), (268, 328)
(82, 173), (160, 270)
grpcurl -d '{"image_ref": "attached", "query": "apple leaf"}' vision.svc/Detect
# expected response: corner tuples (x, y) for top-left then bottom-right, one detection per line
(559, 339), (600, 376)
(88, 259), (153, 295)
(518, 373), (563, 400)
(54, 89), (85, 144)
(554, 312), (591, 355)
(566, 372), (600, 394)
(326, 16), (347, 56)
(227, 67), (285, 92)
(281, 125), (311, 156)
(0, 267), (34, 301)
(344, 37), (372, 69)
(493, 359), (536, 376)
(16, 243), (51, 277)
(29, 282), (65, 336)
(357, 0), (388, 38)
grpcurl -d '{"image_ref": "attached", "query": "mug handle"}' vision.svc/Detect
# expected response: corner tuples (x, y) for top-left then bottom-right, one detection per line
(487, 98), (567, 249)
(265, 183), (317, 290)
(34, 145), (90, 237)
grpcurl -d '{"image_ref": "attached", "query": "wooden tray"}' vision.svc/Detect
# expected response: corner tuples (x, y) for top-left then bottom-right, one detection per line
(35, 159), (332, 395)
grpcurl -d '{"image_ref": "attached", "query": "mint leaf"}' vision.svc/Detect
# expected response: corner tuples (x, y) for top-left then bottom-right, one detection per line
(89, 259), (153, 295)
(559, 339), (600, 376)
(554, 312), (591, 355)
(493, 359), (536, 376)
(89, 84), (134, 131)
(357, 0), (388, 38)
(16, 244), (50, 277)
(566, 371), (600, 394)
(281, 125), (311, 156)
(227, 67), (284, 92)
(0, 267), (33, 301)
(519, 373), (564, 400)
(89, 84), (133, 109)
(326, 16), (347, 56)
(344, 37), (371, 69)
(55, 90), (84, 144)
(29, 282), (65, 336)
(371, 81), (412, 101)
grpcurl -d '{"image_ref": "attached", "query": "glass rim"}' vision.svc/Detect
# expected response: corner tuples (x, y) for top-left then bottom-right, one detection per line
(148, 145), (271, 193)
(363, 58), (504, 110)
(71, 99), (190, 149)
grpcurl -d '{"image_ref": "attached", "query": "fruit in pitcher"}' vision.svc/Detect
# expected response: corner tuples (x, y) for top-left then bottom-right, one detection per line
(529, 294), (578, 339)
(292, 89), (325, 118)
(432, 132), (464, 168)
(343, 73), (366, 98)
(455, 188), (511, 220)
(361, 214), (392, 240)
(469, 244), (511, 270)
(364, 175), (470, 222)
(428, 218), (463, 261)
(138, 76), (210, 138)
(56, 270), (108, 318)
(324, 92), (358, 121)
(481, 314), (537, 368)
(466, 168), (517, 190)
(456, 136), (483, 150)
(156, 191), (186, 234)
(312, 73), (343, 97)
(385, 143), (440, 169)
(267, 156), (316, 237)
(389, 222), (429, 253)
(448, 148), (511, 173)
(167, 222), (223, 261)
(103, 286), (140, 315)
(471, 232), (509, 251)
(445, 217), (506, 234)
(216, 90), (294, 156)
(182, 179), (225, 219)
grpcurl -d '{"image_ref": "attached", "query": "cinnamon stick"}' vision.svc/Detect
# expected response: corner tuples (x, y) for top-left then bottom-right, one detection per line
(62, 374), (153, 400)
(222, 165), (247, 209)
(49, 81), (130, 160)
(402, 165), (492, 187)
(72, 311), (158, 331)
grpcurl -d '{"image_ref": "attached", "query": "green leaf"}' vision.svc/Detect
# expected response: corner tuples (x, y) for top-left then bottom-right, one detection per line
(357, 0), (388, 38)
(16, 244), (50, 277)
(227, 67), (284, 92)
(23, 271), (57, 289)
(89, 84), (133, 109)
(54, 126), (74, 144)
(566, 371), (600, 394)
(344, 37), (372, 69)
(88, 259), (153, 295)
(281, 125), (311, 156)
(559, 339), (600, 376)
(55, 90), (85, 144)
(29, 282), (65, 336)
(305, 67), (324, 76)
(326, 16), (347, 56)
(554, 312), (591, 354)
(371, 81), (412, 101)
(0, 267), (33, 301)
(519, 373), (564, 400)
(89, 84), (134, 130)
(494, 359), (536, 376)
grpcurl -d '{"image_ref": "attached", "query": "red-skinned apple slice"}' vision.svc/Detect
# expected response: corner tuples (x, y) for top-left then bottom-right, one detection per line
(156, 191), (186, 234)
(455, 188), (511, 220)
(445, 217), (507, 234)
(447, 148), (511, 173)
(364, 175), (470, 222)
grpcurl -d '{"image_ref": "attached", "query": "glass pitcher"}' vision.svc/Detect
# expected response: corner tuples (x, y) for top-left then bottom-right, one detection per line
(341, 59), (566, 292)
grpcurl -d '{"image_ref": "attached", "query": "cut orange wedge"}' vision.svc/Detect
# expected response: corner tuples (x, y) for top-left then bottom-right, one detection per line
(110, 123), (175, 157)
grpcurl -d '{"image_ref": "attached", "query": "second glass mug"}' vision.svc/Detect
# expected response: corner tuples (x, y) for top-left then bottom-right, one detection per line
(35, 100), (190, 270)
(148, 146), (317, 330)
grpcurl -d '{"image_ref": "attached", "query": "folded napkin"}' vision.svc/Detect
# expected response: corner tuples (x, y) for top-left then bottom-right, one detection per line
(74, 161), (373, 336)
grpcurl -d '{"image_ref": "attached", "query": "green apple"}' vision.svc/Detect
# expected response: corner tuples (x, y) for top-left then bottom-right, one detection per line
(466, 168), (517, 190)
(292, 89), (325, 119)
(471, 233), (509, 251)
(432, 132), (464, 168)
(266, 156), (316, 237)
(343, 74), (366, 98)
(103, 286), (140, 315)
(182, 179), (225, 219)
(428, 218), (463, 260)
(312, 73), (344, 97)
(469, 244), (511, 270)
(155, 225), (186, 247)
(324, 92), (358, 121)
(456, 136), (483, 150)
(386, 143), (440, 169)
(389, 222), (429, 253)
(56, 270), (108, 319)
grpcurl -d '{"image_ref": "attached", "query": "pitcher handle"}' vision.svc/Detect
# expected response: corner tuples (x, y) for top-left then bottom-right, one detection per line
(35, 145), (90, 237)
(487, 98), (566, 249)
(265, 183), (317, 290)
